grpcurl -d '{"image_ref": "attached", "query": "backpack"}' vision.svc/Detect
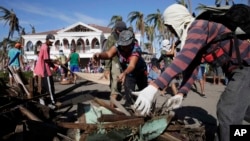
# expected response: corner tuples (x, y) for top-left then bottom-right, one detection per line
(196, 4), (250, 68)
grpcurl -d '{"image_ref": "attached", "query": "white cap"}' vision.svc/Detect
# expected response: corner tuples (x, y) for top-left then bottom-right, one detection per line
(161, 39), (171, 52)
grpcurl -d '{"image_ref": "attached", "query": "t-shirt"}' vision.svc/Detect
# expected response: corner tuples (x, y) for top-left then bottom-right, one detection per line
(116, 44), (147, 75)
(69, 52), (79, 66)
(8, 48), (21, 67)
(59, 55), (67, 64)
(148, 69), (160, 82)
(34, 43), (52, 77)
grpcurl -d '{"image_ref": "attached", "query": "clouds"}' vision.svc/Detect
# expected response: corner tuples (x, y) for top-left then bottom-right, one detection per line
(73, 12), (107, 26)
(0, 0), (109, 40)
(8, 1), (107, 26)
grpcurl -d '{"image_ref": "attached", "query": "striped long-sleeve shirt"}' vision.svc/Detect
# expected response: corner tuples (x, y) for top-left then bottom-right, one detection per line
(154, 20), (250, 95)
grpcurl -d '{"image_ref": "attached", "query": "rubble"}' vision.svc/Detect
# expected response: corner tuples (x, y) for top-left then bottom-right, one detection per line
(0, 74), (206, 141)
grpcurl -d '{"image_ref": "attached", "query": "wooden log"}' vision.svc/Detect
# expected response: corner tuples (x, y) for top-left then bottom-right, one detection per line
(1, 124), (24, 141)
(7, 66), (31, 98)
(38, 76), (42, 94)
(57, 118), (145, 132)
(93, 98), (125, 115)
(18, 105), (42, 121)
(156, 132), (182, 141)
(97, 114), (143, 122)
(77, 103), (86, 124)
(28, 77), (33, 98)
(110, 97), (131, 116)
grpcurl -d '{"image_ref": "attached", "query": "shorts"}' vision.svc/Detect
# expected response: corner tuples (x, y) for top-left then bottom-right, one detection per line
(213, 66), (223, 77)
(196, 66), (206, 80)
(9, 66), (21, 77)
(60, 64), (68, 75)
(70, 65), (80, 73)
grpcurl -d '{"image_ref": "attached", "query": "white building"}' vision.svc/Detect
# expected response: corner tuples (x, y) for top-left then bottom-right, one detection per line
(22, 22), (142, 68)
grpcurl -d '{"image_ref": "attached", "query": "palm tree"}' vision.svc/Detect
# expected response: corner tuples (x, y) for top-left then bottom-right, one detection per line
(107, 15), (123, 28)
(145, 9), (165, 39)
(19, 26), (25, 37)
(195, 3), (208, 12)
(127, 11), (145, 48)
(176, 0), (193, 13)
(215, 0), (234, 7)
(0, 38), (16, 69)
(30, 24), (36, 34)
(0, 6), (20, 69)
(19, 26), (26, 49)
(144, 24), (155, 49)
(0, 6), (20, 40)
(187, 0), (192, 14)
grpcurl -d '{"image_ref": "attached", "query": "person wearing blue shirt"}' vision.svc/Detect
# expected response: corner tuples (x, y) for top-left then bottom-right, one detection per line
(5, 42), (24, 86)
(148, 58), (161, 83)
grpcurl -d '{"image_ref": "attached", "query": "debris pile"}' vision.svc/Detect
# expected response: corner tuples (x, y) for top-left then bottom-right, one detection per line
(0, 76), (206, 141)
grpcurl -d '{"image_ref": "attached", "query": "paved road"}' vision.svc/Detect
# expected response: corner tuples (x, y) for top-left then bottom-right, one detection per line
(54, 77), (223, 119)
(53, 77), (230, 140)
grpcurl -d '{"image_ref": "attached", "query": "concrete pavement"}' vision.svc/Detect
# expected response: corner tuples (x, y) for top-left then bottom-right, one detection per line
(54, 77), (223, 119)
(52, 77), (235, 140)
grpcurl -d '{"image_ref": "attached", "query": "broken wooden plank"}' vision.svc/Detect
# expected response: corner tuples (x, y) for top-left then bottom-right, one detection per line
(57, 118), (144, 132)
(156, 132), (182, 141)
(77, 103), (86, 124)
(7, 66), (31, 98)
(28, 77), (34, 98)
(93, 98), (125, 115)
(18, 105), (42, 121)
(97, 114), (143, 122)
(110, 97), (131, 116)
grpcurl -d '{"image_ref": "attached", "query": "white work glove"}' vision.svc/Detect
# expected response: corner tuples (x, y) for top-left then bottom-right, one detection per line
(132, 85), (158, 115)
(166, 94), (183, 111)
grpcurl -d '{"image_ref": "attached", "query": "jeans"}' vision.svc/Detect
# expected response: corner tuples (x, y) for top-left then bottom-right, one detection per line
(217, 66), (250, 141)
(123, 71), (148, 106)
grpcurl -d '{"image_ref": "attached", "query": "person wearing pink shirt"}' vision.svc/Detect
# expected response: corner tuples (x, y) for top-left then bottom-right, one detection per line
(34, 34), (58, 108)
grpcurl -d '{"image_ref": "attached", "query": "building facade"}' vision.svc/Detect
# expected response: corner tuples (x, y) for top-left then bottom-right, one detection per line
(22, 22), (143, 69)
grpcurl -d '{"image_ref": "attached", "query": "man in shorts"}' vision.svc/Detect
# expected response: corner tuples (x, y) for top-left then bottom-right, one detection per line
(5, 42), (24, 87)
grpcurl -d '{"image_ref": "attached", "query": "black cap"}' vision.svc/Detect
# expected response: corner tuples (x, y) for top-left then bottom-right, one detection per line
(114, 21), (127, 32)
(46, 34), (55, 42)
(117, 30), (134, 46)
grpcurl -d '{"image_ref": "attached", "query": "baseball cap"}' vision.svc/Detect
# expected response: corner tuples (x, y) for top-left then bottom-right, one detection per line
(117, 30), (134, 46)
(161, 39), (171, 52)
(15, 42), (22, 48)
(46, 34), (55, 42)
(114, 21), (127, 32)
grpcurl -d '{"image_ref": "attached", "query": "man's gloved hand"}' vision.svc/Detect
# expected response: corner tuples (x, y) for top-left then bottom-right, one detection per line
(166, 94), (183, 111)
(132, 85), (158, 115)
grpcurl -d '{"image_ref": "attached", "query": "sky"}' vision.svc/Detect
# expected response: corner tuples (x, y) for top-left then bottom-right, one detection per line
(0, 0), (246, 42)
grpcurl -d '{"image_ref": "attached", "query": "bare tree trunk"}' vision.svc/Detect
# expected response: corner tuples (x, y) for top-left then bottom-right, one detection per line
(187, 0), (192, 14)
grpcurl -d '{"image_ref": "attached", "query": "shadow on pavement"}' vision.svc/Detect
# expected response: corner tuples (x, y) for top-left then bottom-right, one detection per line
(173, 106), (217, 141)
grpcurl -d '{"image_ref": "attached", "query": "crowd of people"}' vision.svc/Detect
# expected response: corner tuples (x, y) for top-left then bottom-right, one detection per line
(93, 3), (250, 141)
(5, 34), (81, 109)
(131, 4), (250, 141)
(4, 3), (250, 140)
